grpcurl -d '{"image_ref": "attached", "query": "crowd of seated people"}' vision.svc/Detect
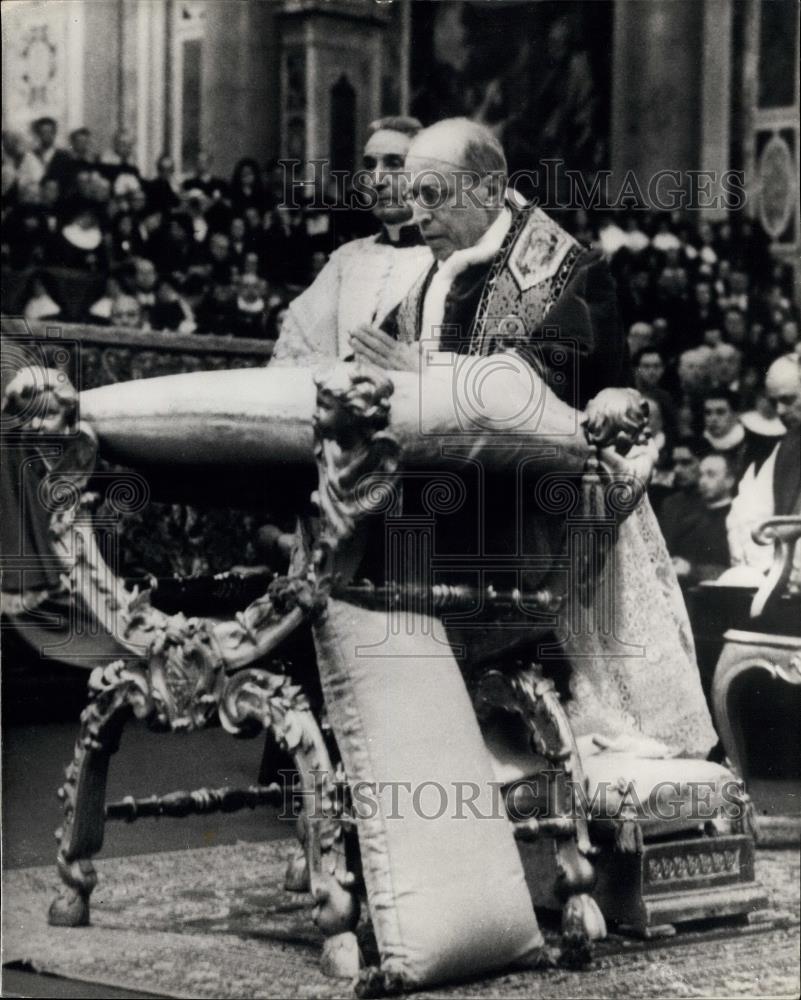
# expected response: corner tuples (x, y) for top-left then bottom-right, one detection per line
(3, 122), (800, 571)
(2, 118), (370, 339)
(589, 208), (800, 592)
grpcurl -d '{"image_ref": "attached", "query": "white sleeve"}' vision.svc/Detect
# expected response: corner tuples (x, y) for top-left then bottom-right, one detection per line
(271, 253), (343, 366)
(726, 453), (776, 571)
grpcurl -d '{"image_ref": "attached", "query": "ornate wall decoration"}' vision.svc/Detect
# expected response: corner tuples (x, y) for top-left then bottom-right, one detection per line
(17, 24), (58, 107)
(757, 132), (797, 242)
(2, 2), (84, 134)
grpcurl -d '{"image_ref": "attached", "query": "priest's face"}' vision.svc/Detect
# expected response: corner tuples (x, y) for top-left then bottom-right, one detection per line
(362, 128), (413, 226)
(766, 357), (801, 430)
(406, 132), (498, 262)
(698, 454), (734, 504)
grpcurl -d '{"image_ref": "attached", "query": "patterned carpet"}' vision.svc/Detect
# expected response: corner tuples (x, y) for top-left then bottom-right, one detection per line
(3, 841), (799, 999)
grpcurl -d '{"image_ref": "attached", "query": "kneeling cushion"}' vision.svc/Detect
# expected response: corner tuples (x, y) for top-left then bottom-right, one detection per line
(313, 599), (544, 988)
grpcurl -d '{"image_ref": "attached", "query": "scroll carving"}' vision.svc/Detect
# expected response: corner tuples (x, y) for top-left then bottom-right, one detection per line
(472, 662), (606, 960)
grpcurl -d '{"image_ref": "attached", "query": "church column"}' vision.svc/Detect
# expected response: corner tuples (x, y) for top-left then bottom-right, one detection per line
(201, 0), (279, 176)
(746, 0), (800, 278)
(136, 1), (167, 175)
(278, 1), (389, 185)
(610, 0), (704, 207)
(118, 0), (141, 150)
(700, 0), (733, 219)
(399, 0), (411, 116)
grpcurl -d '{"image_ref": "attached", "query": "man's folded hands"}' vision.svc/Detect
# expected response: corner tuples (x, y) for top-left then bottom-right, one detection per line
(349, 324), (422, 372)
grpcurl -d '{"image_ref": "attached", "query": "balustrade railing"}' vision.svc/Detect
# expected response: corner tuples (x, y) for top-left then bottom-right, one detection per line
(2, 314), (273, 392)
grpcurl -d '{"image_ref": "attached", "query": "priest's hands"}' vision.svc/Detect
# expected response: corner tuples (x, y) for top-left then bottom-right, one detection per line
(349, 325), (421, 372)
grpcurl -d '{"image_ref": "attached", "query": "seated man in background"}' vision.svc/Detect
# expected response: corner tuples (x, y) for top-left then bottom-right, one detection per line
(655, 435), (702, 531)
(633, 346), (676, 434)
(109, 293), (144, 330)
(666, 451), (735, 586)
(725, 353), (801, 586)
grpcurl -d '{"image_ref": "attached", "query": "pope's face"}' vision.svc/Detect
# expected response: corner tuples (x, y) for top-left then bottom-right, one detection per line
(406, 132), (497, 261)
(362, 129), (413, 226)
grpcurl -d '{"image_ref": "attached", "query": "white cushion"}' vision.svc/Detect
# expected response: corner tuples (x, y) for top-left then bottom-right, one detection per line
(313, 600), (544, 988)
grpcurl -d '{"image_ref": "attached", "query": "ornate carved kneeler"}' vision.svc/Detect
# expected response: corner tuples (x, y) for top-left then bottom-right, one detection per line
(1, 359), (769, 989)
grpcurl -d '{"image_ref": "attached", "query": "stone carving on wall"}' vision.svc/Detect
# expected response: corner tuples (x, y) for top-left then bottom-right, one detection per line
(757, 133), (797, 242)
(17, 24), (58, 107)
(2, 1), (83, 134)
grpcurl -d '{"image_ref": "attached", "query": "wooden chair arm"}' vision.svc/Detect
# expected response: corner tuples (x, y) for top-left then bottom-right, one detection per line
(750, 515), (801, 619)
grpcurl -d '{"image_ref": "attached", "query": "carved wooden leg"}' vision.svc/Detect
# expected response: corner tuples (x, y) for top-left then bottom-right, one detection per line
(473, 664), (606, 963)
(220, 668), (362, 978)
(284, 814), (311, 892)
(49, 689), (131, 926)
(308, 817), (362, 979)
(555, 840), (606, 967)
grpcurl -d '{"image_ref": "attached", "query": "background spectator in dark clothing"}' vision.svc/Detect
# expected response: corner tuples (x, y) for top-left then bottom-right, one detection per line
(149, 212), (198, 286)
(110, 212), (146, 264)
(100, 129), (142, 196)
(203, 231), (236, 286)
(182, 149), (229, 203)
(17, 117), (74, 191)
(665, 451), (736, 586)
(633, 346), (676, 434)
(229, 158), (264, 216)
(66, 127), (97, 193)
(46, 208), (107, 272)
(195, 281), (236, 334)
(686, 280), (722, 343)
(655, 436), (702, 537)
(228, 273), (269, 338)
(150, 278), (196, 333)
(146, 154), (182, 214)
(128, 256), (159, 325)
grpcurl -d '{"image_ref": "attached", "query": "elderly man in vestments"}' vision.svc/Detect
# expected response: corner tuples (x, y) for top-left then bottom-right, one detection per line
(283, 118), (718, 987)
(348, 117), (716, 760)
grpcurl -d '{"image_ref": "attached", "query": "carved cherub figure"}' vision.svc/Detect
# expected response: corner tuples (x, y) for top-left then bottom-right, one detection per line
(312, 363), (400, 546)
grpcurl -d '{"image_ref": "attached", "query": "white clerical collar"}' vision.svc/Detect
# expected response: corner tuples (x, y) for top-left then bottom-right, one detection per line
(62, 223), (102, 250)
(441, 207), (512, 278)
(422, 208), (512, 340)
(704, 422), (745, 451)
(237, 295), (264, 313)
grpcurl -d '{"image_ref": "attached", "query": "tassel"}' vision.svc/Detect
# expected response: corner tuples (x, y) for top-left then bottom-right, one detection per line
(614, 817), (644, 853)
(355, 968), (407, 998)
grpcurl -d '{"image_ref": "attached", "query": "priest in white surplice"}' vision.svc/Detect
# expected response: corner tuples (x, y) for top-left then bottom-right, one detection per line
(272, 117), (432, 365)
